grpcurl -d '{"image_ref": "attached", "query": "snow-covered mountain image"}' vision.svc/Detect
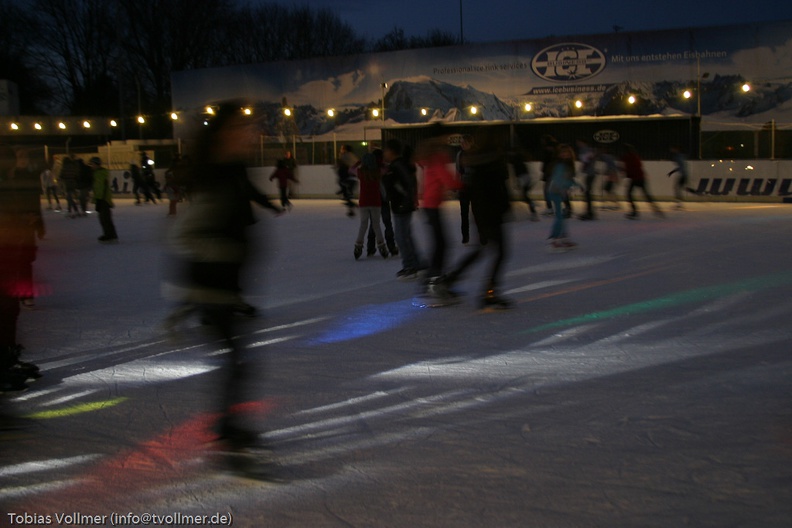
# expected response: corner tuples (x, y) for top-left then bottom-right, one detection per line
(384, 77), (517, 122)
(222, 75), (792, 139)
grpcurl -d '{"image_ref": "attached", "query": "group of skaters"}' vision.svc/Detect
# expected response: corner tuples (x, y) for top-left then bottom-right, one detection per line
(339, 130), (692, 307)
(39, 153), (124, 243)
(339, 130), (513, 310)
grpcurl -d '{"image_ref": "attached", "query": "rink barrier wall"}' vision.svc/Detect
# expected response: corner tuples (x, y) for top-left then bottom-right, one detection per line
(107, 160), (792, 202)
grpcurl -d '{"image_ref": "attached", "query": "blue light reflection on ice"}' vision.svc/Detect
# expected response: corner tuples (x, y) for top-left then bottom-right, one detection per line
(311, 301), (418, 345)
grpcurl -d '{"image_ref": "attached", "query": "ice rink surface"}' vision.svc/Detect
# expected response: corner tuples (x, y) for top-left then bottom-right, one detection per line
(2, 199), (791, 527)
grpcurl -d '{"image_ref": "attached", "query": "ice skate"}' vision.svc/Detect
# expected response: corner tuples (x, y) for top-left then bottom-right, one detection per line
(210, 427), (284, 482)
(560, 238), (578, 250)
(396, 268), (418, 281)
(478, 290), (513, 311)
(413, 276), (461, 308)
(0, 370), (28, 393)
(548, 239), (571, 253)
(354, 244), (363, 260)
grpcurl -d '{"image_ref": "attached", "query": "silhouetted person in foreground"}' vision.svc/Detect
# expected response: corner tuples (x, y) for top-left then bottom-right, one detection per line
(1, 147), (43, 393)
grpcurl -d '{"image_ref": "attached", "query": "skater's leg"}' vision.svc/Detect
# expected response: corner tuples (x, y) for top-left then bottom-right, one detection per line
(424, 208), (445, 278)
(370, 208), (385, 246)
(356, 208), (372, 246)
(483, 221), (506, 292)
(381, 203), (397, 252)
(627, 180), (637, 215)
(459, 189), (471, 243)
(543, 179), (552, 209)
(393, 212), (419, 270)
(584, 174), (596, 217)
(446, 226), (486, 285)
(549, 193), (565, 239)
(366, 215), (377, 254)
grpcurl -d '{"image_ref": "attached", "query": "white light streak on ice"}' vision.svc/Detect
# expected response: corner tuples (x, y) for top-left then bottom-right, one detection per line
(0, 455), (101, 477)
(0, 479), (86, 499)
(62, 360), (219, 387)
(267, 389), (472, 439)
(250, 317), (328, 335)
(41, 389), (99, 407)
(296, 388), (408, 416)
(504, 279), (575, 295)
(11, 386), (63, 402)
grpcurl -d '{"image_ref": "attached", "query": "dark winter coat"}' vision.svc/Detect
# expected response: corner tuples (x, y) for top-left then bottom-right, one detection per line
(464, 150), (511, 228)
(382, 157), (417, 214)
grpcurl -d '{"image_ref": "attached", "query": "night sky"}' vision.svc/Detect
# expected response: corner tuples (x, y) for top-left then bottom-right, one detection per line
(258, 0), (792, 42)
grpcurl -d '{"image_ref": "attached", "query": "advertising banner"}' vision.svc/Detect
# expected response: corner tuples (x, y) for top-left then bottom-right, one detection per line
(172, 20), (792, 140)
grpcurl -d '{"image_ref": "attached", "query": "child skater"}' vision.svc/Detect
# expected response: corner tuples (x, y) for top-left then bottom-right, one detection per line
(354, 152), (389, 260)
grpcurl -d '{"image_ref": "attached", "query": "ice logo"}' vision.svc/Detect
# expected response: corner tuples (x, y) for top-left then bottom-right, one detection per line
(531, 43), (606, 83)
(593, 130), (620, 144)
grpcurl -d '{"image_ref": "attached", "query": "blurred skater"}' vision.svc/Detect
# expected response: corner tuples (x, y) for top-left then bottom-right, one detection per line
(76, 158), (92, 216)
(337, 145), (359, 216)
(456, 134), (474, 243)
(509, 149), (539, 221)
(141, 153), (161, 200)
(59, 155), (80, 217)
(577, 138), (597, 220)
(547, 144), (583, 251)
(621, 144), (664, 220)
(131, 161), (156, 205)
(40, 162), (61, 211)
(269, 159), (298, 211)
(598, 147), (621, 210)
(668, 145), (689, 210)
(1, 147), (44, 393)
(416, 135), (462, 305)
(165, 102), (282, 472)
(366, 149), (398, 258)
(436, 133), (513, 310)
(164, 154), (188, 217)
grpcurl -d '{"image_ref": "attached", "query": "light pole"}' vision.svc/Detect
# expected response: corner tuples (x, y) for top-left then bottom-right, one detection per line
(135, 78), (143, 140)
(459, 0), (464, 44)
(380, 83), (388, 121)
(327, 109), (337, 164)
(695, 57), (709, 159)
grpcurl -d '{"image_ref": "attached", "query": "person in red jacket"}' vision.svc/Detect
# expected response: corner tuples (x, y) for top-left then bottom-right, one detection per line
(354, 152), (389, 260)
(415, 135), (462, 305)
(621, 144), (664, 219)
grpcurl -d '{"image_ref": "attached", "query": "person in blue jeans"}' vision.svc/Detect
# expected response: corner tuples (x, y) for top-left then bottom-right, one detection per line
(548, 144), (582, 251)
(382, 139), (422, 279)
